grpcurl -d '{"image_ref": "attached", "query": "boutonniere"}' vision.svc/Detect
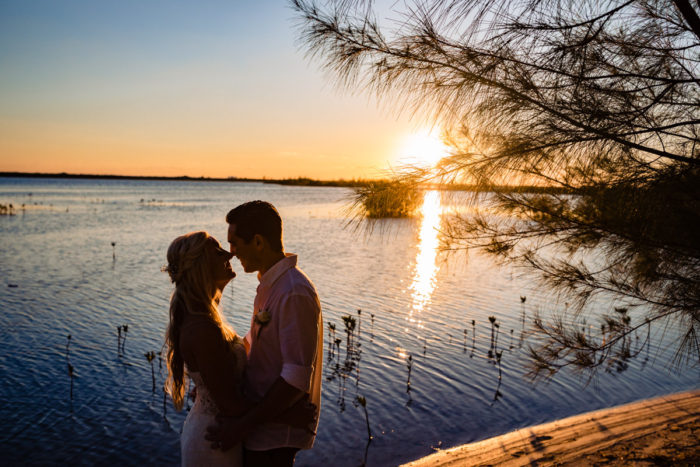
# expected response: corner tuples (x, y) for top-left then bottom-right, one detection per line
(255, 308), (271, 325)
(255, 308), (271, 338)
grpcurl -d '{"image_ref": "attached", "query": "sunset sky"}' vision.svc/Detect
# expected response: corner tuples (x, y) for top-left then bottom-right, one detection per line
(0, 1), (445, 180)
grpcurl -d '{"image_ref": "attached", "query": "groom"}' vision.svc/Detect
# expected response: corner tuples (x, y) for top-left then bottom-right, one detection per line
(208, 200), (322, 467)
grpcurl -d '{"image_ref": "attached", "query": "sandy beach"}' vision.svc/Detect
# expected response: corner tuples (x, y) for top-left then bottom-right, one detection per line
(402, 389), (700, 466)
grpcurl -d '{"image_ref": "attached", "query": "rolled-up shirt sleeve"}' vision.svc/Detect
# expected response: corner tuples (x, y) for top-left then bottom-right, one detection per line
(278, 291), (321, 392)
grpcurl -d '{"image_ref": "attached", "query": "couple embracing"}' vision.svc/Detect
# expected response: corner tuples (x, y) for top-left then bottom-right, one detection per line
(163, 201), (322, 466)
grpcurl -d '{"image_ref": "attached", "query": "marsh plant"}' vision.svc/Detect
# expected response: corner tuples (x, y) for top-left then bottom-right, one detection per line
(327, 322), (337, 361)
(145, 351), (157, 392)
(68, 363), (74, 400)
(334, 338), (341, 359)
(343, 315), (362, 387)
(355, 395), (373, 466)
(65, 334), (74, 400)
(492, 351), (504, 404)
(494, 322), (501, 355)
(488, 316), (497, 358)
(519, 298), (527, 349)
(355, 395), (372, 441)
(0, 203), (16, 216)
(117, 324), (129, 356)
(325, 314), (364, 411)
(496, 351), (503, 381)
(348, 180), (422, 219)
(406, 354), (413, 396)
(342, 315), (358, 363)
(509, 329), (514, 350)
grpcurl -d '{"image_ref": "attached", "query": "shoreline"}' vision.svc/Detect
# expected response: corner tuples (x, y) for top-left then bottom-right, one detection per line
(402, 389), (700, 466)
(0, 171), (369, 188)
(0, 171), (573, 193)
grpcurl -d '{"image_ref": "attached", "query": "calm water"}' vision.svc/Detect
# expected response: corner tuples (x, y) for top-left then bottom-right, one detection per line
(0, 177), (697, 466)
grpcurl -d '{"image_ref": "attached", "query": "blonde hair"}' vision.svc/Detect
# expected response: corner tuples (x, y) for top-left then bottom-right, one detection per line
(163, 231), (237, 410)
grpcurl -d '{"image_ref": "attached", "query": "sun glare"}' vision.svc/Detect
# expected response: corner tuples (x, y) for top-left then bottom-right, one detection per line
(397, 129), (450, 168)
(407, 190), (442, 329)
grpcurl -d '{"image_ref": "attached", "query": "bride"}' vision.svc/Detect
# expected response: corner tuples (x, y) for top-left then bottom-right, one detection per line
(163, 231), (310, 466)
(164, 231), (246, 466)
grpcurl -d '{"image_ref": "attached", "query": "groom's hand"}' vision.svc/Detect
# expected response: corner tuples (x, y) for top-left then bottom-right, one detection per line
(275, 394), (317, 432)
(205, 415), (248, 452)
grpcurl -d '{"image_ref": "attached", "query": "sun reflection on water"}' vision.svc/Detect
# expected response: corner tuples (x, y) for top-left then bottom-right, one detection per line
(407, 190), (442, 328)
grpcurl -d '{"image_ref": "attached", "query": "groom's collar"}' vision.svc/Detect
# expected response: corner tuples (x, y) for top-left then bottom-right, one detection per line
(257, 253), (297, 290)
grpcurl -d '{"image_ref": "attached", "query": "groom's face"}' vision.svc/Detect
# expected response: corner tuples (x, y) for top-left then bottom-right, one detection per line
(227, 223), (259, 273)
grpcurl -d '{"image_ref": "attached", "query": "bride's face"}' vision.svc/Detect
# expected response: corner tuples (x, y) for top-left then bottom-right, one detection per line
(204, 237), (236, 288)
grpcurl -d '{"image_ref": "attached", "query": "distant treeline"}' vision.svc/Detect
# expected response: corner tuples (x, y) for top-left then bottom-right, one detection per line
(0, 172), (574, 193)
(0, 172), (371, 188)
(262, 177), (369, 188)
(269, 178), (575, 194)
(0, 171), (260, 183)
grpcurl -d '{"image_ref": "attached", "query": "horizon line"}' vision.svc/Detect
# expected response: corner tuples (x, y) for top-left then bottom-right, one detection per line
(0, 171), (380, 184)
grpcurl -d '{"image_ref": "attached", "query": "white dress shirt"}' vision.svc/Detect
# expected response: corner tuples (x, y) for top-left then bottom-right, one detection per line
(243, 253), (323, 451)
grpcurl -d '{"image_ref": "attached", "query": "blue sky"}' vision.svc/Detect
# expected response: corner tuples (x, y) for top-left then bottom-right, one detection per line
(0, 1), (431, 179)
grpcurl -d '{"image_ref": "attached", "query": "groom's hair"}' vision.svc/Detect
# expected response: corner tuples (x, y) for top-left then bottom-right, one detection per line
(226, 200), (284, 252)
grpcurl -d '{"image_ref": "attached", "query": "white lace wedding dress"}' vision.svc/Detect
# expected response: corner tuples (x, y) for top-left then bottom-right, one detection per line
(181, 341), (247, 467)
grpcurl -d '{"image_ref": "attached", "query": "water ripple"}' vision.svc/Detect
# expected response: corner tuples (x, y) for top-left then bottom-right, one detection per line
(1, 177), (697, 466)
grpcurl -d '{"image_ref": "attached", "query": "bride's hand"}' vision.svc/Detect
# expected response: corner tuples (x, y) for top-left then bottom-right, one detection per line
(274, 394), (317, 433)
(205, 415), (247, 452)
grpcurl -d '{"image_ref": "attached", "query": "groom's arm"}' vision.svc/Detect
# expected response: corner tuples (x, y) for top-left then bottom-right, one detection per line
(207, 378), (306, 451)
(235, 377), (305, 432)
(208, 292), (320, 451)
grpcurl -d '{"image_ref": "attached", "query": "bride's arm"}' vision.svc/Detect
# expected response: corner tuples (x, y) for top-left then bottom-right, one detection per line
(180, 322), (248, 417)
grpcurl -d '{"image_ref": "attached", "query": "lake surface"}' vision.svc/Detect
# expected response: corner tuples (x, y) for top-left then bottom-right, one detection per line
(0, 177), (697, 466)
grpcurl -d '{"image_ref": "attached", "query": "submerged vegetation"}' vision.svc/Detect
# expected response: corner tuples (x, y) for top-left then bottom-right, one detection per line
(350, 180), (422, 218)
(66, 335), (74, 400)
(0, 203), (16, 215)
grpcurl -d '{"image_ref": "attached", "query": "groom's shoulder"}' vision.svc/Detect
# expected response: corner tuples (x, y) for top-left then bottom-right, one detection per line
(279, 265), (318, 296)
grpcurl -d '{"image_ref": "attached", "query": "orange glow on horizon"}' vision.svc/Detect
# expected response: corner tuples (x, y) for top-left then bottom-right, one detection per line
(0, 118), (402, 180)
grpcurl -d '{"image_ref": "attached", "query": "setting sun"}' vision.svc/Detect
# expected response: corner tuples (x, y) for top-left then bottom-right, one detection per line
(396, 129), (450, 168)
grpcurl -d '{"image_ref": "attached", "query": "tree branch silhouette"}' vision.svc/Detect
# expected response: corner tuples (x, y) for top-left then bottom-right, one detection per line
(293, 0), (700, 379)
